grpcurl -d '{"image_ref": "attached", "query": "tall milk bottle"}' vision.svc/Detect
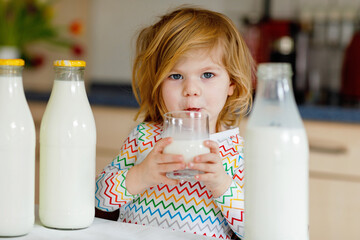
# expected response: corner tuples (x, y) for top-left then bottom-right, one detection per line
(0, 59), (35, 236)
(39, 60), (96, 229)
(244, 63), (309, 240)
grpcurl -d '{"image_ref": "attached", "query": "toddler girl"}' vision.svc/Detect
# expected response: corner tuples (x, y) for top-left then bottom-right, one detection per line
(95, 6), (254, 239)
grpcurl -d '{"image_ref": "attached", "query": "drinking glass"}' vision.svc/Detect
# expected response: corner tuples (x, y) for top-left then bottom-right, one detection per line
(162, 111), (210, 181)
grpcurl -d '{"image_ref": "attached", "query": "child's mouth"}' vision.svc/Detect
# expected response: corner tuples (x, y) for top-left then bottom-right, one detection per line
(185, 108), (201, 112)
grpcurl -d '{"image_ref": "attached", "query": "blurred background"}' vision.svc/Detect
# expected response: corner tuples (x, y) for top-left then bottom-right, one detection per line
(1, 0), (360, 114)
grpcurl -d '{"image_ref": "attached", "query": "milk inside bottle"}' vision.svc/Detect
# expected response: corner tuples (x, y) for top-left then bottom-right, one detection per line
(39, 60), (96, 229)
(0, 59), (35, 236)
(244, 63), (309, 240)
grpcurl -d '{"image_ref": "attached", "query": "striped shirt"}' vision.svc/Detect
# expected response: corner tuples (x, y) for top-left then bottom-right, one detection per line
(95, 122), (244, 239)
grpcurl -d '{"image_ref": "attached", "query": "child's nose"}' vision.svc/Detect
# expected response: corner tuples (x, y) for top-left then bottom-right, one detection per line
(183, 79), (201, 96)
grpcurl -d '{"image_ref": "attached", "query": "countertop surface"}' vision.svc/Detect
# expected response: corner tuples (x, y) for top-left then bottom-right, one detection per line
(25, 83), (360, 124)
(10, 208), (212, 240)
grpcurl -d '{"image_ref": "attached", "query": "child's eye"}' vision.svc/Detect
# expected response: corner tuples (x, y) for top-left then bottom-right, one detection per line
(169, 74), (183, 80)
(202, 72), (214, 79)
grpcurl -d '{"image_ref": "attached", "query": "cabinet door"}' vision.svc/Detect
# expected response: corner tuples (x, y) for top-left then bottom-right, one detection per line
(92, 105), (139, 174)
(305, 120), (360, 177)
(310, 177), (360, 240)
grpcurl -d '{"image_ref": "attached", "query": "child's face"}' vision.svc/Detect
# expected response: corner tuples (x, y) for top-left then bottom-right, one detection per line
(161, 46), (234, 133)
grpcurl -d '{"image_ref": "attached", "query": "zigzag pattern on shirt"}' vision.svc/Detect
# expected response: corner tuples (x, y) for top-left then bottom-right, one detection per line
(222, 157), (240, 176)
(219, 145), (237, 157)
(122, 212), (230, 238)
(115, 172), (134, 199)
(95, 123), (245, 239)
(124, 203), (228, 225)
(215, 184), (237, 205)
(105, 172), (130, 207)
(111, 154), (136, 171)
(123, 137), (138, 152)
(213, 181), (244, 237)
(156, 181), (213, 198)
(217, 138), (243, 175)
(133, 194), (222, 217)
(138, 122), (162, 152)
(95, 170), (135, 211)
(145, 123), (162, 140)
(227, 210), (243, 225)
(109, 135), (138, 170)
(138, 122), (162, 142)
(233, 175), (244, 189)
(95, 172), (124, 211)
(142, 188), (218, 209)
(137, 123), (146, 142)
(218, 192), (244, 215)
(231, 135), (244, 152)
(95, 174), (109, 211)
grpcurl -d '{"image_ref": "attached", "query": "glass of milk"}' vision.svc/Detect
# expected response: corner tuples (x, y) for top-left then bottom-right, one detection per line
(163, 111), (210, 181)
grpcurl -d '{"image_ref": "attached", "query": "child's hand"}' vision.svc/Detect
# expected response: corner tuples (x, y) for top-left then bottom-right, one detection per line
(188, 140), (232, 198)
(126, 137), (186, 195)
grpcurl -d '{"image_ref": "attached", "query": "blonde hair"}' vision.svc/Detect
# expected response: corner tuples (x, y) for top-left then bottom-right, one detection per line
(132, 6), (254, 131)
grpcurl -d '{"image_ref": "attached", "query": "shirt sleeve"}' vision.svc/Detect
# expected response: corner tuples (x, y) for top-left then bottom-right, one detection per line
(214, 133), (245, 239)
(95, 125), (140, 212)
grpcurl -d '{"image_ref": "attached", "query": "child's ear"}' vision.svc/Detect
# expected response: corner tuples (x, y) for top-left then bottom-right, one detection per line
(228, 82), (235, 96)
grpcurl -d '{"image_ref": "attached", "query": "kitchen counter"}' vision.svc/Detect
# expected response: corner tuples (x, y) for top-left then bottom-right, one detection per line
(10, 207), (212, 240)
(298, 105), (360, 123)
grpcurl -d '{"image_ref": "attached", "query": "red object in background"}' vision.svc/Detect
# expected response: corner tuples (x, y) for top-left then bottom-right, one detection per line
(341, 31), (360, 101)
(243, 20), (294, 89)
(30, 54), (44, 67)
(69, 20), (83, 35)
(243, 20), (293, 64)
(72, 44), (84, 56)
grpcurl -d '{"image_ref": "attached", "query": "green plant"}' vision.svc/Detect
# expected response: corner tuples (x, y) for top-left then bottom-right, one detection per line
(0, 0), (79, 66)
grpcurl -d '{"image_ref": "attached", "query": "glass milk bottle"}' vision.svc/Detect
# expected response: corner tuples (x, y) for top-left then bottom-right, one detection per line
(244, 63), (309, 240)
(0, 59), (35, 236)
(39, 60), (96, 229)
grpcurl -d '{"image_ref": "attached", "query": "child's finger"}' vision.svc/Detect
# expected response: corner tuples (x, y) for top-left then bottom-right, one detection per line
(159, 153), (184, 164)
(193, 153), (219, 164)
(194, 172), (215, 182)
(153, 137), (173, 153)
(161, 176), (180, 186)
(203, 140), (219, 153)
(158, 162), (186, 173)
(189, 162), (217, 173)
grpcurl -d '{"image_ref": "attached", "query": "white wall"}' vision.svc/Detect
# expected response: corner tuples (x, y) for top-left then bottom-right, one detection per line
(271, 0), (360, 19)
(88, 0), (255, 84)
(88, 0), (360, 84)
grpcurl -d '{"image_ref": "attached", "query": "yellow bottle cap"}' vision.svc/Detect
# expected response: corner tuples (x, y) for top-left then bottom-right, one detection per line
(0, 59), (25, 66)
(53, 60), (86, 67)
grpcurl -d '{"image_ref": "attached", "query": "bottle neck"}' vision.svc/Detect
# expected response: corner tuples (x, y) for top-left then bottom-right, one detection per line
(50, 67), (87, 101)
(54, 66), (85, 82)
(0, 65), (23, 77)
(256, 76), (293, 103)
(0, 66), (25, 98)
(248, 75), (303, 129)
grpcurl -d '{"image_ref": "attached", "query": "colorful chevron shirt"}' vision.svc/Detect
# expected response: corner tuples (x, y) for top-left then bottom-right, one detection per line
(95, 122), (244, 239)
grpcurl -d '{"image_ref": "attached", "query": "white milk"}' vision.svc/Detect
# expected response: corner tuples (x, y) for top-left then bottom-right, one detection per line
(39, 80), (96, 229)
(244, 127), (309, 240)
(0, 76), (35, 236)
(163, 139), (210, 162)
